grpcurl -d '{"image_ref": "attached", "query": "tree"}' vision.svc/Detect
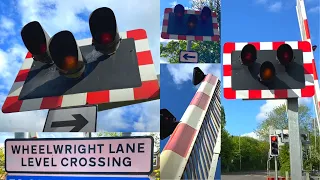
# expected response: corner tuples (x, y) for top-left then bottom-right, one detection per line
(150, 132), (160, 153)
(160, 0), (220, 63)
(220, 106), (236, 172)
(255, 104), (314, 141)
(0, 147), (4, 173)
(95, 132), (122, 137)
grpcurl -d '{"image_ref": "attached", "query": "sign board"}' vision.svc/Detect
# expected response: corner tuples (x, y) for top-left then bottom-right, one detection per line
(5, 136), (154, 175)
(6, 175), (150, 180)
(43, 105), (97, 132)
(179, 51), (198, 63)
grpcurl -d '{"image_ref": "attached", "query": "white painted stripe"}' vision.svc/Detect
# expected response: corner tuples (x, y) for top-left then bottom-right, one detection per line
(303, 52), (313, 63)
(186, 10), (196, 14)
(260, 42), (273, 50)
(223, 54), (231, 65)
(135, 39), (150, 52)
(261, 90), (275, 98)
(76, 38), (92, 46)
(160, 150), (186, 180)
(198, 81), (214, 96)
(236, 90), (249, 99)
(213, 28), (220, 36)
(61, 93), (87, 107)
(180, 105), (204, 130)
(8, 81), (24, 97)
(118, 31), (127, 39)
(288, 89), (301, 97)
(285, 41), (298, 49)
(162, 25), (168, 33)
(299, 0), (307, 19)
(223, 76), (232, 88)
(235, 42), (248, 51)
(110, 88), (134, 102)
(186, 35), (195, 40)
(203, 36), (212, 41)
(139, 64), (158, 82)
(212, 17), (218, 23)
(164, 13), (169, 19)
(305, 74), (314, 85)
(168, 34), (178, 39)
(20, 98), (43, 111)
(21, 58), (33, 70)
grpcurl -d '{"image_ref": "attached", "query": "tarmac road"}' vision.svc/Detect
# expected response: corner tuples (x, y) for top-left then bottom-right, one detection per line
(221, 171), (270, 180)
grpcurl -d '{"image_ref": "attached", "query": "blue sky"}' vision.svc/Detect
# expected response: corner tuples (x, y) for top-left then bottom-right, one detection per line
(0, 0), (160, 132)
(221, 0), (320, 137)
(159, 64), (220, 151)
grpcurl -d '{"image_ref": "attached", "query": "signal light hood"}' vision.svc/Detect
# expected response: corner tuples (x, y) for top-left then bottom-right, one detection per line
(193, 67), (206, 85)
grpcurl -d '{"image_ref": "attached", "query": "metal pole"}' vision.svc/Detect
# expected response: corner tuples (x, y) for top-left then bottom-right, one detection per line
(239, 136), (241, 171)
(275, 156), (278, 180)
(285, 171), (289, 180)
(287, 98), (303, 179)
(186, 40), (192, 51)
(14, 132), (28, 139)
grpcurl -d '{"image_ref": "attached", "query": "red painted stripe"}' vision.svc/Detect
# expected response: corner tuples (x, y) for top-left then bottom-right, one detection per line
(204, 74), (218, 85)
(312, 59), (318, 80)
(224, 88), (236, 99)
(177, 35), (186, 40)
(223, 42), (235, 53)
(26, 52), (32, 58)
(195, 36), (203, 41)
(2, 96), (23, 113)
(301, 85), (315, 97)
(163, 19), (168, 26)
(212, 23), (219, 29)
(86, 90), (110, 104)
(274, 90), (288, 98)
(137, 51), (153, 65)
(134, 80), (159, 99)
(223, 65), (232, 76)
(15, 69), (30, 82)
(164, 123), (197, 158)
(161, 32), (169, 39)
(164, 8), (172, 13)
(127, 29), (147, 40)
(298, 41), (311, 52)
(211, 35), (219, 41)
(40, 96), (63, 109)
(190, 92), (210, 110)
(248, 42), (260, 50)
(212, 12), (217, 17)
(304, 63), (313, 74)
(248, 90), (262, 99)
(303, 19), (311, 39)
(272, 42), (285, 50)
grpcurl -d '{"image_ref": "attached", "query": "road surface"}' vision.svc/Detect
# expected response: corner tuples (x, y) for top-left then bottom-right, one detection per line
(222, 171), (270, 180)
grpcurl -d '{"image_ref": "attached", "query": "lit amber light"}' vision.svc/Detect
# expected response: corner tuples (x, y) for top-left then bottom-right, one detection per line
(62, 56), (77, 70)
(262, 68), (273, 80)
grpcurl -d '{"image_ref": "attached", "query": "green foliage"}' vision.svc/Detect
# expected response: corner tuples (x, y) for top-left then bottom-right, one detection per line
(0, 147), (4, 173)
(96, 132), (122, 137)
(279, 144), (290, 176)
(255, 104), (313, 141)
(160, 0), (220, 63)
(149, 133), (160, 153)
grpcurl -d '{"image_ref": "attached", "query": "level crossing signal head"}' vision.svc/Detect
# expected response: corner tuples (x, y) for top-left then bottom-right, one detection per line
(89, 7), (121, 56)
(200, 6), (212, 23)
(277, 44), (294, 66)
(193, 67), (206, 86)
(160, 108), (179, 140)
(21, 21), (53, 64)
(49, 30), (85, 78)
(240, 44), (257, 66)
(259, 61), (276, 83)
(270, 135), (279, 156)
(174, 4), (185, 23)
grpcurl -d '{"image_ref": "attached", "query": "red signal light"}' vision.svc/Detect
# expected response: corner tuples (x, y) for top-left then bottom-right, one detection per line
(40, 43), (47, 54)
(240, 44), (257, 66)
(277, 44), (294, 65)
(101, 33), (113, 44)
(271, 136), (277, 142)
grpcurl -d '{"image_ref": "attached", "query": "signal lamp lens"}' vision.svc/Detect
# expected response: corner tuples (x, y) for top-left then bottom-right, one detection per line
(271, 136), (277, 142)
(260, 61), (275, 82)
(101, 33), (113, 44)
(277, 44), (294, 65)
(62, 56), (78, 71)
(187, 15), (198, 29)
(200, 7), (211, 21)
(240, 44), (257, 65)
(174, 4), (185, 16)
(40, 43), (47, 54)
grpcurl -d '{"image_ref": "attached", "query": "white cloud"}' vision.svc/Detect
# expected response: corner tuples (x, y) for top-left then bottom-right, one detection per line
(0, 0), (160, 131)
(167, 64), (221, 85)
(241, 132), (260, 140)
(0, 16), (15, 30)
(309, 6), (320, 13)
(170, 1), (178, 7)
(256, 98), (312, 121)
(268, 2), (282, 12)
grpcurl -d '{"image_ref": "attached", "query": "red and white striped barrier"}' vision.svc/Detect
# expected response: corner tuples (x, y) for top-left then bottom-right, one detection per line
(160, 74), (220, 179)
(296, 0), (320, 133)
